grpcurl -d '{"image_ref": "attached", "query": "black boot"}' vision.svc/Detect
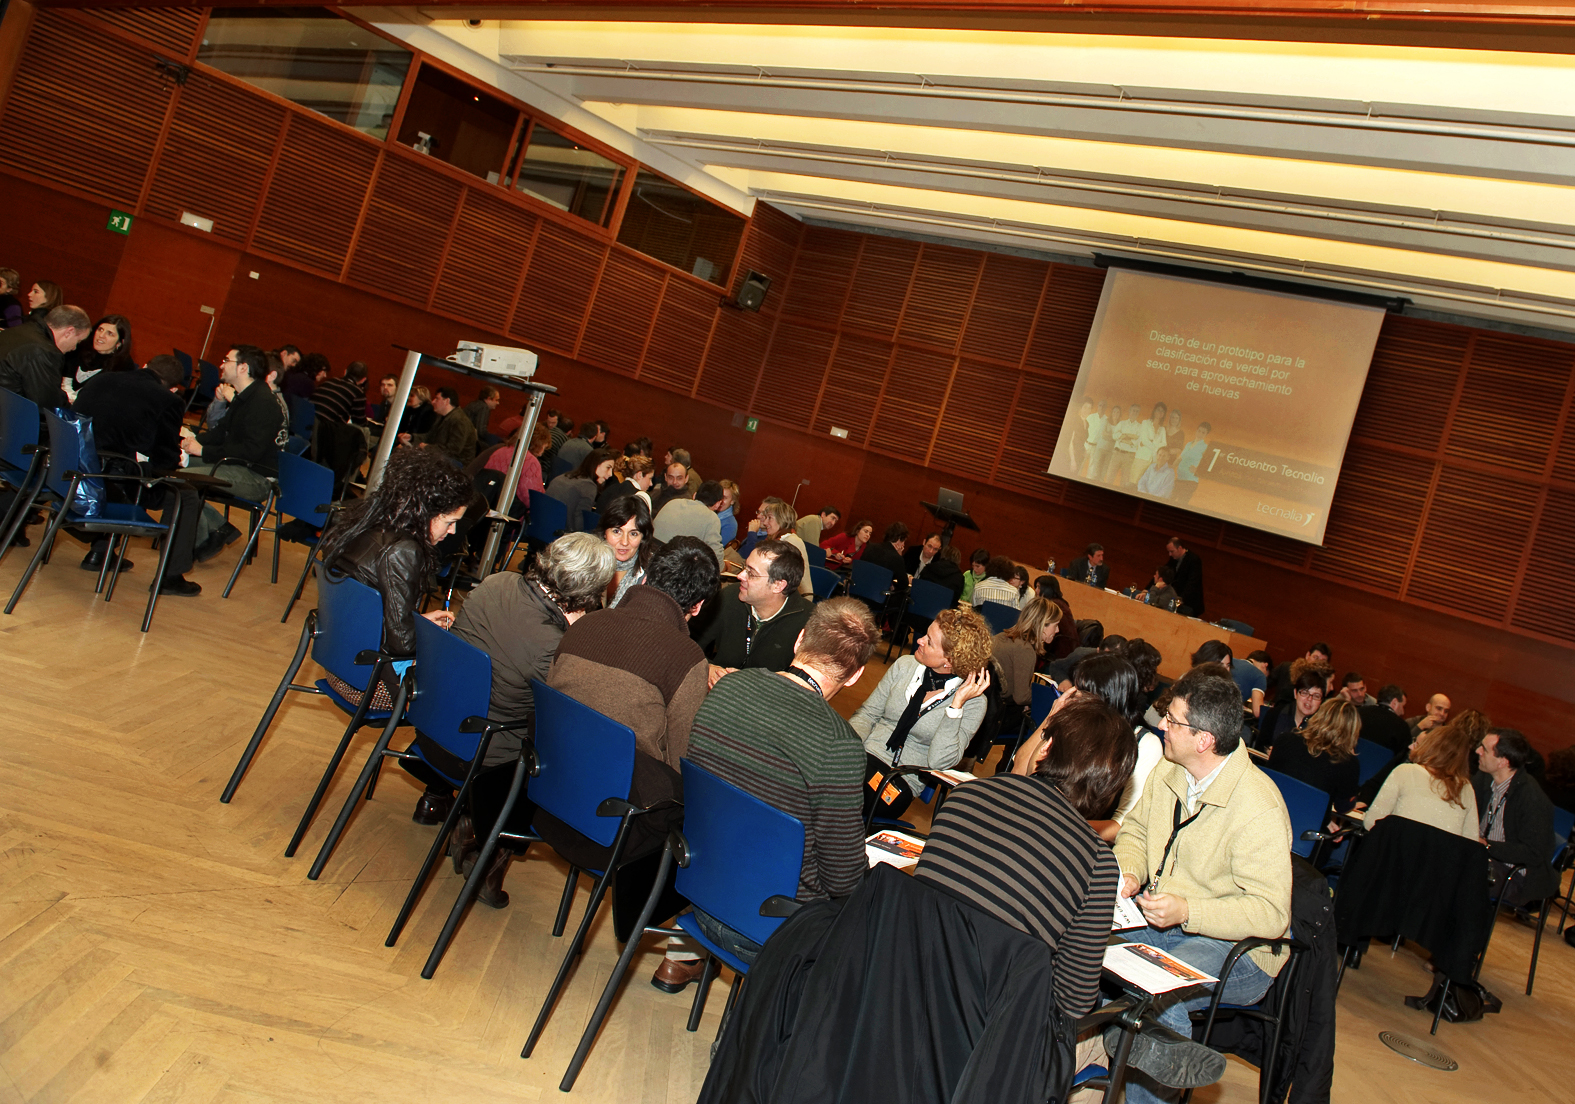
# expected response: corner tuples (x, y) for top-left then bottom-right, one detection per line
(460, 846), (512, 909)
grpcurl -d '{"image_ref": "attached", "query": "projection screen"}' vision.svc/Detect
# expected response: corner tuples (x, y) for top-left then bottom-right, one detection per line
(1048, 269), (1386, 544)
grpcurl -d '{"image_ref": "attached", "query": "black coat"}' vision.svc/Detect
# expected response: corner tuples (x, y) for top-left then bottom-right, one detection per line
(195, 378), (282, 474)
(698, 864), (1075, 1104)
(1061, 556), (1109, 590)
(73, 368), (184, 472)
(326, 528), (427, 658)
(1168, 549), (1205, 616)
(1334, 814), (1492, 982)
(696, 584), (814, 672)
(904, 547), (965, 603)
(1472, 770), (1560, 900)
(858, 541), (907, 596)
(0, 317), (67, 410)
(1357, 703), (1412, 756)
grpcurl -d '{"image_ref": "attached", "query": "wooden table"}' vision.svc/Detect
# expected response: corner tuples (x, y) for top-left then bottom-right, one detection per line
(1053, 577), (1268, 680)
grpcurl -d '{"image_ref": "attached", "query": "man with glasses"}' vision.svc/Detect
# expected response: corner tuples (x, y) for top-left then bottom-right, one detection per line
(179, 344), (282, 565)
(1106, 668), (1294, 1100)
(696, 539), (812, 688)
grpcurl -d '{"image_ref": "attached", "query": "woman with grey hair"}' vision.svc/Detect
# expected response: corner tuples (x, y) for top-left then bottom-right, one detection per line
(417, 532), (616, 908)
(742, 496), (815, 596)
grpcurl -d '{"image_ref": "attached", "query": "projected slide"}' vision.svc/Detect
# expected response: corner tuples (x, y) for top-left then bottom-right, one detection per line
(1048, 269), (1385, 544)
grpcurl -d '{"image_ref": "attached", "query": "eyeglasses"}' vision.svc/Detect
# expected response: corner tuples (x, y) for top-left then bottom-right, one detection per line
(741, 568), (767, 581)
(1294, 689), (1323, 699)
(1162, 711), (1210, 738)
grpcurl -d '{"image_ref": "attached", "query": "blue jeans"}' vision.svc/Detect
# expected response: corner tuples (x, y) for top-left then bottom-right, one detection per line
(1114, 925), (1273, 1104)
(692, 907), (762, 969)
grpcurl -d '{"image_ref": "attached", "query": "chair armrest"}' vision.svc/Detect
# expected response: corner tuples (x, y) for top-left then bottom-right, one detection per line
(21, 443), (45, 456)
(353, 649), (403, 665)
(1076, 996), (1139, 1035)
(760, 895), (802, 919)
(457, 716), (533, 735)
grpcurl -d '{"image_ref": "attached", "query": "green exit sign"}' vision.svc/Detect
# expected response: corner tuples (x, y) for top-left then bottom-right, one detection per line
(107, 210), (134, 235)
(744, 417), (759, 433)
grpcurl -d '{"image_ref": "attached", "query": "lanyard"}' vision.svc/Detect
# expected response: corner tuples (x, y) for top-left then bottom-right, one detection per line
(1147, 799), (1202, 897)
(785, 665), (824, 698)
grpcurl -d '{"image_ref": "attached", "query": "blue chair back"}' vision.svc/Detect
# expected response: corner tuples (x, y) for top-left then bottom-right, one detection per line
(1355, 739), (1390, 784)
(978, 600), (1019, 634)
(907, 578), (953, 620)
(1553, 806), (1573, 862)
(848, 560), (893, 605)
(582, 508), (599, 533)
(676, 759), (805, 948)
(1, 388), (40, 474)
(550, 455), (575, 481)
(288, 393), (317, 438)
(1217, 618), (1255, 635)
(276, 451), (334, 529)
(803, 543), (827, 569)
(173, 349), (194, 386)
(41, 409), (101, 508)
(808, 565), (840, 600)
(196, 360), (220, 399)
(1263, 767), (1332, 858)
(311, 572), (386, 691)
(527, 680), (637, 849)
(406, 616), (492, 785)
(1030, 682), (1060, 729)
(527, 489), (568, 545)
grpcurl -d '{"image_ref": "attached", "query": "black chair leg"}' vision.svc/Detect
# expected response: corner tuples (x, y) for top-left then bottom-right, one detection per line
(385, 783), (469, 948)
(0, 457), (46, 562)
(1528, 896), (1550, 996)
(94, 534), (117, 595)
(222, 613), (315, 802)
(521, 863), (619, 1058)
(223, 496), (274, 598)
(5, 493), (73, 614)
(715, 971), (744, 1042)
(421, 756), (529, 979)
(686, 955), (720, 1032)
(556, 845), (677, 1091)
(307, 684), (412, 880)
(139, 497), (183, 633)
(282, 545), (317, 623)
(284, 667), (385, 858)
(552, 866), (580, 937)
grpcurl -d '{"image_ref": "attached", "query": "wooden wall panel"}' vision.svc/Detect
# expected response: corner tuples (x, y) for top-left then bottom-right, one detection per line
(841, 237), (918, 338)
(930, 358), (1016, 478)
(756, 320), (834, 431)
(641, 276), (715, 393)
(251, 116), (379, 276)
(1446, 334), (1573, 476)
(897, 245), (979, 350)
(960, 253), (1048, 367)
(86, 6), (203, 58)
(0, 10), (169, 208)
(1511, 487), (1575, 644)
(780, 225), (858, 323)
(1022, 264), (1104, 376)
(1351, 315), (1467, 451)
(345, 155), (463, 304)
(695, 309), (770, 409)
(0, 175), (130, 322)
(815, 333), (892, 441)
(734, 202), (801, 303)
(1310, 444), (1432, 592)
(1138, 501), (1225, 549)
(143, 70), (286, 244)
(436, 189), (538, 334)
(996, 373), (1071, 497)
(511, 221), (603, 355)
(1407, 466), (1538, 619)
(869, 347), (953, 461)
(580, 250), (664, 375)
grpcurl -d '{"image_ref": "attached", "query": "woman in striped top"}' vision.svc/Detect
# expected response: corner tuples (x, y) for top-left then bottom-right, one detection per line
(914, 699), (1137, 1015)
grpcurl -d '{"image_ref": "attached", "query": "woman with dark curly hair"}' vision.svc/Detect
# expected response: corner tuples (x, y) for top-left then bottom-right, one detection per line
(600, 492), (656, 607)
(317, 446), (475, 708)
(64, 313), (133, 385)
(852, 606), (994, 819)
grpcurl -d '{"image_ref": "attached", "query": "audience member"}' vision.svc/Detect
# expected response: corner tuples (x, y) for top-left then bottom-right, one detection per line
(671, 446), (702, 495)
(1363, 710), (1486, 839)
(0, 303), (87, 409)
(398, 385), (437, 438)
(0, 268), (23, 328)
(179, 344), (284, 563)
(1190, 639), (1233, 672)
(1358, 685), (1411, 755)
(1407, 692), (1451, 737)
(1063, 542), (1109, 590)
(905, 531), (964, 601)
(795, 505), (840, 549)
(738, 498), (813, 596)
(71, 354), (203, 594)
(990, 596), (1060, 719)
(653, 479), (725, 563)
(541, 409), (568, 472)
(1139, 563), (1180, 610)
(716, 479), (740, 545)
(368, 375), (399, 427)
(483, 422), (550, 511)
(821, 517), (872, 567)
(545, 448), (614, 533)
(971, 554), (1022, 610)
(1336, 672), (1376, 706)
(1163, 534), (1205, 616)
(495, 399), (528, 440)
(917, 699), (1134, 1016)
(402, 386), (477, 463)
(556, 419), (602, 474)
(958, 547), (989, 604)
(1008, 563), (1031, 603)
(1232, 650), (1270, 718)
(275, 345), (302, 372)
(597, 453), (651, 511)
(311, 360), (368, 425)
(441, 532), (616, 907)
(25, 279), (61, 324)
(652, 460), (691, 515)
(1122, 637), (1165, 717)
(1268, 668), (1325, 749)
(1109, 667), (1292, 1101)
(697, 538), (812, 686)
(852, 607), (993, 820)
(542, 535), (718, 872)
(1031, 574), (1079, 660)
(856, 519), (909, 613)
(1474, 727), (1560, 910)
(600, 493), (655, 608)
(463, 385), (500, 442)
(64, 313), (133, 386)
(683, 597), (880, 969)
(1268, 698), (1363, 818)
(279, 353), (319, 400)
(1267, 643), (1331, 705)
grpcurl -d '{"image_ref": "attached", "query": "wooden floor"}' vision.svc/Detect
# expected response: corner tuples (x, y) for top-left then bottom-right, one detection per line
(1, 530), (1571, 1104)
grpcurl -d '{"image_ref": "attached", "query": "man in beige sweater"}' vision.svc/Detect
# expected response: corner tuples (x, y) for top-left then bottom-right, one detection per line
(1109, 667), (1294, 1102)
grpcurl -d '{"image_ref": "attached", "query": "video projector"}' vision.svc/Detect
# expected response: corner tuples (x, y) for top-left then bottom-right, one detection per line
(450, 341), (538, 380)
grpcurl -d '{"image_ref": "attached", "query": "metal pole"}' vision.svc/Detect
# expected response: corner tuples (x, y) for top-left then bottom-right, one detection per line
(366, 349), (422, 496)
(477, 389), (545, 579)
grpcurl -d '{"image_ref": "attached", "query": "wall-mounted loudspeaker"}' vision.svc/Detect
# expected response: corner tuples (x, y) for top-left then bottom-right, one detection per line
(736, 270), (771, 312)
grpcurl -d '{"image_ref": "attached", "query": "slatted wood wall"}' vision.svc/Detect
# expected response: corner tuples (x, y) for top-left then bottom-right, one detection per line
(4, 6), (1574, 653)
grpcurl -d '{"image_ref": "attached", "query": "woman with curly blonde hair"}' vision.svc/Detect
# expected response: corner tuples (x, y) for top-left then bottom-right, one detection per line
(1364, 709), (1486, 840)
(1268, 697), (1363, 816)
(851, 606), (994, 819)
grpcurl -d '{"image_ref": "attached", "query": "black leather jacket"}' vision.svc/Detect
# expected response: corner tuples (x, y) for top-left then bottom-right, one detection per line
(327, 527), (427, 657)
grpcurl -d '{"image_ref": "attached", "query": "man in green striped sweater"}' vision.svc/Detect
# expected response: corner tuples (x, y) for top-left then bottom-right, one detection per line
(679, 597), (882, 973)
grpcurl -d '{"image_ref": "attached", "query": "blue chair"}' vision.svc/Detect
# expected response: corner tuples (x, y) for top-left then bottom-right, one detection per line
(185, 358), (219, 413)
(1355, 739), (1390, 785)
(210, 462), (281, 598)
(303, 615), (493, 881)
(549, 454), (574, 481)
(808, 565), (841, 600)
(803, 542), (827, 569)
(550, 760), (806, 1090)
(582, 507), (599, 533)
(884, 577), (954, 661)
(173, 349), (194, 387)
(220, 574), (409, 853)
(421, 681), (658, 986)
(1216, 618), (1255, 636)
(1263, 768), (1333, 860)
(4, 409), (186, 632)
(848, 559), (893, 609)
(1553, 806), (1574, 936)
(525, 489), (568, 551)
(0, 388), (45, 561)
(978, 600), (1019, 635)
(1031, 681), (1060, 728)
(268, 453), (338, 622)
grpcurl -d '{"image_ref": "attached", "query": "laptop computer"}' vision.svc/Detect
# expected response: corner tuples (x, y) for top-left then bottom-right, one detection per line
(936, 487), (965, 514)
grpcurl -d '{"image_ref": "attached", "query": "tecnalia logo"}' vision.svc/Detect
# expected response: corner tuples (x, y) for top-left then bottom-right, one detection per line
(1257, 503), (1317, 528)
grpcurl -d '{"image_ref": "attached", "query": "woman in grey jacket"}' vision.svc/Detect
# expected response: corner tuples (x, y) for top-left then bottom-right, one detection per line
(852, 606), (994, 819)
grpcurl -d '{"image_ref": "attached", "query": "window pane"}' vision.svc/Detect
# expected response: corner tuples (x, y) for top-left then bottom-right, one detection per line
(616, 169), (745, 287)
(514, 124), (623, 226)
(198, 8), (411, 140)
(396, 65), (519, 183)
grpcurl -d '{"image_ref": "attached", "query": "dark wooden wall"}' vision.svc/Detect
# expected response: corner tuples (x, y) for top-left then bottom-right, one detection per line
(3, 6), (1573, 751)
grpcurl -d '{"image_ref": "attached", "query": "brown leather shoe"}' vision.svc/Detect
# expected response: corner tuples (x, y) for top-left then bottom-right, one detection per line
(448, 814), (476, 875)
(651, 956), (708, 994)
(459, 846), (511, 909)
